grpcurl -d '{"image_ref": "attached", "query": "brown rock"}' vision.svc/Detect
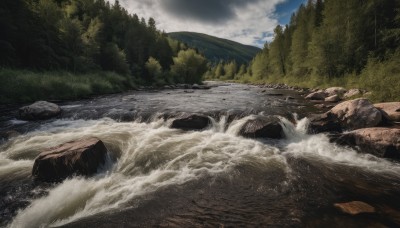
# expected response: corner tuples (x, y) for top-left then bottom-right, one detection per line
(305, 91), (327, 100)
(325, 87), (347, 97)
(325, 95), (341, 103)
(333, 128), (400, 159)
(374, 102), (400, 122)
(32, 138), (108, 182)
(334, 201), (375, 215)
(171, 114), (210, 130)
(239, 116), (283, 139)
(330, 99), (382, 130)
(344, 89), (362, 99)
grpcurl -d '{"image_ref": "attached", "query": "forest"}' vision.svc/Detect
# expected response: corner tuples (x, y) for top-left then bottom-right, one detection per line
(207, 0), (400, 102)
(0, 0), (208, 103)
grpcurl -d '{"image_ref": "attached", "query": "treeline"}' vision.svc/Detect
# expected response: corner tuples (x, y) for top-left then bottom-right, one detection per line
(0, 0), (209, 103)
(208, 0), (400, 101)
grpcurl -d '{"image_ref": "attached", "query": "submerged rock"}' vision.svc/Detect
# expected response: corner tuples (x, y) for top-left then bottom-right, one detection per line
(334, 201), (375, 215)
(32, 137), (108, 182)
(171, 114), (210, 130)
(374, 102), (400, 122)
(239, 116), (283, 139)
(333, 128), (400, 159)
(19, 101), (61, 120)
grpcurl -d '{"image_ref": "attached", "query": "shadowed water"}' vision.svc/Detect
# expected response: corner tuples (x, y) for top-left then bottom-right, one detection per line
(1, 83), (400, 227)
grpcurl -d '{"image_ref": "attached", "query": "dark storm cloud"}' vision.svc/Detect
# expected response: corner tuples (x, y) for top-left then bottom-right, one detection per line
(160, 0), (261, 23)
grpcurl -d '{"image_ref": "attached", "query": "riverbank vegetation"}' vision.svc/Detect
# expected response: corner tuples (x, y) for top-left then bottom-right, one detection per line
(206, 0), (400, 102)
(0, 0), (207, 103)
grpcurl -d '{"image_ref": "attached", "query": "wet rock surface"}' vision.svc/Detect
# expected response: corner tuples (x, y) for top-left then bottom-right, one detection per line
(239, 116), (283, 139)
(32, 138), (108, 182)
(332, 128), (400, 159)
(334, 201), (375, 215)
(18, 101), (61, 121)
(170, 113), (211, 130)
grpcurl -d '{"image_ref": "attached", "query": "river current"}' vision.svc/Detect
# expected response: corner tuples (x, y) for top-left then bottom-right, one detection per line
(1, 83), (399, 227)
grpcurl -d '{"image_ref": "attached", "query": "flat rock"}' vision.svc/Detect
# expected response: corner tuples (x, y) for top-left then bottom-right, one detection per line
(330, 99), (382, 130)
(334, 201), (375, 215)
(32, 137), (108, 182)
(19, 101), (61, 120)
(239, 116), (283, 139)
(171, 114), (210, 130)
(305, 91), (327, 100)
(374, 102), (400, 122)
(333, 128), (400, 159)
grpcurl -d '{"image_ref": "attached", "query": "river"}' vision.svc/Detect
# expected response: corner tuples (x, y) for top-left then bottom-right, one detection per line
(1, 82), (400, 227)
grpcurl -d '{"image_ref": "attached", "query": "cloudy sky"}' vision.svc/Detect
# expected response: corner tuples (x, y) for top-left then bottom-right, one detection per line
(108, 0), (305, 47)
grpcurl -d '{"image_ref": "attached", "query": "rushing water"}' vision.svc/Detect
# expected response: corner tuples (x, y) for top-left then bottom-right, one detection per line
(1, 83), (400, 227)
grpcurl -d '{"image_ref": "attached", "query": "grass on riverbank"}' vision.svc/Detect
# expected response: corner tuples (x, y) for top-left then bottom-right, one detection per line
(0, 69), (134, 104)
(237, 54), (400, 102)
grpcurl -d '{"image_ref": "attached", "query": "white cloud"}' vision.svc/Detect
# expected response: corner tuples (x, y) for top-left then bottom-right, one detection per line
(108, 0), (286, 47)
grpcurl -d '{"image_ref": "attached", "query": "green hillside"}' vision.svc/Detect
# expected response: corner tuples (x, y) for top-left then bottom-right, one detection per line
(168, 32), (261, 64)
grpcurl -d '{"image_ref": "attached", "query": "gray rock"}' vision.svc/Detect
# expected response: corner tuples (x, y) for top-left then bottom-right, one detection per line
(325, 87), (347, 97)
(19, 101), (61, 120)
(344, 89), (362, 99)
(374, 102), (400, 122)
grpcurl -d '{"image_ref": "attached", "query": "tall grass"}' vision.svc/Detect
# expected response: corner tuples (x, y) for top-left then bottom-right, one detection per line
(236, 53), (400, 102)
(0, 69), (134, 104)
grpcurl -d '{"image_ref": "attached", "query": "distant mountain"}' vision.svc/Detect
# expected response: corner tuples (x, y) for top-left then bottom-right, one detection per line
(168, 32), (261, 65)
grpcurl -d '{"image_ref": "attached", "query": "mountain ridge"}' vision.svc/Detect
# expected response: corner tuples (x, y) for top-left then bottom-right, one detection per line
(168, 31), (261, 65)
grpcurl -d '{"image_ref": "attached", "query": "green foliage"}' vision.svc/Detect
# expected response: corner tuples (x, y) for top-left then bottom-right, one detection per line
(0, 69), (133, 103)
(168, 32), (260, 65)
(170, 49), (208, 84)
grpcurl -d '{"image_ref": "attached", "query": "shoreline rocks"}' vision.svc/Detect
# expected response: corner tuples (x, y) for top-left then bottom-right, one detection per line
(19, 101), (61, 120)
(374, 102), (400, 122)
(332, 128), (400, 159)
(32, 137), (108, 182)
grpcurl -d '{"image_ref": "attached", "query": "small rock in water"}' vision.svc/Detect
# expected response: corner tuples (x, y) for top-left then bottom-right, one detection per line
(171, 113), (210, 130)
(239, 116), (283, 139)
(19, 101), (61, 120)
(32, 137), (108, 182)
(334, 201), (375, 215)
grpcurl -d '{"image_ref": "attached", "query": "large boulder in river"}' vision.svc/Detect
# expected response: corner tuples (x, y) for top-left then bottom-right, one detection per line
(374, 102), (400, 122)
(325, 87), (347, 97)
(305, 91), (327, 100)
(309, 99), (382, 133)
(32, 137), (108, 182)
(333, 128), (400, 159)
(239, 116), (283, 139)
(19, 101), (61, 120)
(330, 99), (382, 130)
(171, 114), (210, 130)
